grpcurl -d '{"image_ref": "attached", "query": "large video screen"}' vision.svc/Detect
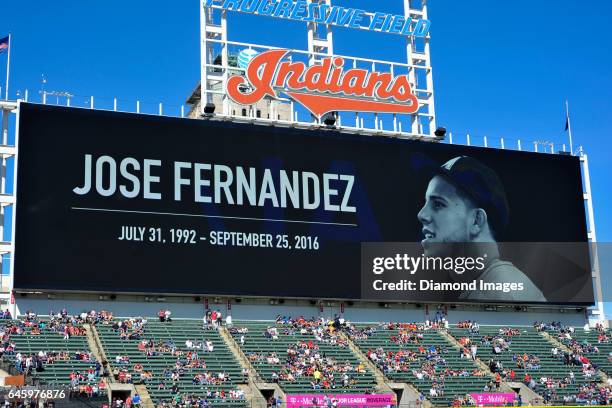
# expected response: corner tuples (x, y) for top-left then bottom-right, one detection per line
(14, 103), (594, 304)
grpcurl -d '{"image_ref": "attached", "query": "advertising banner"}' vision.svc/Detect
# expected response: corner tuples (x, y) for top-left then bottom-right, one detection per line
(13, 104), (593, 304)
(469, 393), (516, 406)
(286, 393), (396, 408)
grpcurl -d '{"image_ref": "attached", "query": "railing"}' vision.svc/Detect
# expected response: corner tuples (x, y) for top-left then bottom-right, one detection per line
(9, 90), (188, 119)
(1, 93), (577, 156)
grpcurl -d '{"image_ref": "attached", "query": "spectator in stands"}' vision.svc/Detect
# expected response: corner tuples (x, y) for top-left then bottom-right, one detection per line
(211, 310), (218, 329)
(216, 309), (223, 327)
(470, 344), (477, 360)
(202, 313), (209, 330)
(170, 383), (179, 394)
(488, 358), (502, 373)
(434, 310), (445, 324)
(416, 393), (425, 407)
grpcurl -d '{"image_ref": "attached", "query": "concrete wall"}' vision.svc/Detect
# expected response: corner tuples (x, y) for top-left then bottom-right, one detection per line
(13, 294), (588, 327)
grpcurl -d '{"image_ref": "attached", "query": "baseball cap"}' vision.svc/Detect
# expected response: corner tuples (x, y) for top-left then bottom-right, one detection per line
(435, 156), (510, 238)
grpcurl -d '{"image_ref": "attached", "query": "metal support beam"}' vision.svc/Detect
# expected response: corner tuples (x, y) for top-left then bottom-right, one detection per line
(307, 0), (333, 125)
(581, 154), (605, 323)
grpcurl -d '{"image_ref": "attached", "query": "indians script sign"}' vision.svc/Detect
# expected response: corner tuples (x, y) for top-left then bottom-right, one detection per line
(227, 49), (420, 118)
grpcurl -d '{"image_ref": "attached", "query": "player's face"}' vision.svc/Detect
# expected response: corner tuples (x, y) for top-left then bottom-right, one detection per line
(418, 175), (472, 257)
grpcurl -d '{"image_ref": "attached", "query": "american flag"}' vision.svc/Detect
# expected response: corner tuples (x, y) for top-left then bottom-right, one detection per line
(0, 36), (8, 54)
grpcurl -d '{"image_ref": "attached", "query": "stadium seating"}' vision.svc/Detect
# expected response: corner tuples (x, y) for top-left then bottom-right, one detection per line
(3, 313), (610, 407)
(448, 324), (600, 404)
(230, 319), (378, 395)
(555, 327), (612, 375)
(349, 323), (489, 406)
(0, 317), (106, 396)
(95, 318), (247, 406)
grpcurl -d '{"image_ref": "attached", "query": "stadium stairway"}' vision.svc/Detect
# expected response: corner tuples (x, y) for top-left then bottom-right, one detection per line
(539, 331), (573, 354)
(504, 380), (545, 405)
(353, 323), (493, 406)
(535, 329), (611, 401)
(96, 319), (251, 407)
(543, 329), (612, 388)
(447, 324), (603, 405)
(559, 328), (612, 376)
(439, 328), (542, 404)
(219, 326), (262, 381)
(341, 331), (394, 392)
(438, 330), (494, 376)
(83, 324), (109, 375)
(218, 326), (270, 408)
(340, 331), (429, 408)
(87, 324), (155, 408)
(537, 328), (611, 395)
(134, 384), (154, 408)
(83, 324), (114, 405)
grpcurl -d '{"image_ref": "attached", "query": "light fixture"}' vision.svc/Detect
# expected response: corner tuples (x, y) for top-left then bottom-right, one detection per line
(204, 102), (216, 115)
(322, 112), (337, 127)
(434, 127), (446, 137)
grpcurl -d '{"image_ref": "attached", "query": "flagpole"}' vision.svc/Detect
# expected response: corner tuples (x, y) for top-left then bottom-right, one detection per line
(4, 33), (11, 100)
(565, 100), (573, 155)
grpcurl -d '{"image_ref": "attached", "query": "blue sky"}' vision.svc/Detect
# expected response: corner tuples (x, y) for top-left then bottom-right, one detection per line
(0, 1), (610, 313)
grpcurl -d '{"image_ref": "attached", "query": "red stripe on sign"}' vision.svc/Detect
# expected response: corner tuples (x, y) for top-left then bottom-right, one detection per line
(286, 91), (419, 118)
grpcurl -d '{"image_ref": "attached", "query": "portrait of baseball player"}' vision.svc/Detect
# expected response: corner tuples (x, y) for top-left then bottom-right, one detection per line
(417, 155), (546, 302)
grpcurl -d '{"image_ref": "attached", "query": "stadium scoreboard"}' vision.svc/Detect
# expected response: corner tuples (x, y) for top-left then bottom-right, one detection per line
(13, 103), (594, 305)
